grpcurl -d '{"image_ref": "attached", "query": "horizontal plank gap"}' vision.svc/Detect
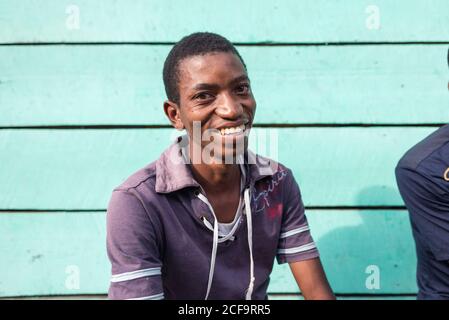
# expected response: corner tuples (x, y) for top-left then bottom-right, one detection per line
(1, 41), (449, 46)
(0, 206), (407, 213)
(0, 209), (105, 213)
(0, 124), (445, 130)
(306, 206), (406, 210)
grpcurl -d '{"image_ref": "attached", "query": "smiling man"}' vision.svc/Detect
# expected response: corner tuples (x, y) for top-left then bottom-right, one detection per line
(106, 32), (334, 300)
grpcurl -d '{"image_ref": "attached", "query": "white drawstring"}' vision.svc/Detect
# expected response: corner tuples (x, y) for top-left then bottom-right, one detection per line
(197, 193), (219, 300)
(202, 217), (237, 242)
(196, 181), (255, 300)
(244, 186), (255, 300)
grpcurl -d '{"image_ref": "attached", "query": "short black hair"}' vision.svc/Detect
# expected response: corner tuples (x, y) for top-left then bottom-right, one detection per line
(163, 32), (247, 105)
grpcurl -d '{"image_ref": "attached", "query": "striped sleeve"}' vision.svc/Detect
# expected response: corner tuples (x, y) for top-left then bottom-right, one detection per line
(106, 189), (164, 300)
(276, 170), (319, 264)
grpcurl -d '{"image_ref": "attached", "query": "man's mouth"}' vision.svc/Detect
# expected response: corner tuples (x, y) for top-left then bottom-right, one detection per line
(218, 123), (249, 136)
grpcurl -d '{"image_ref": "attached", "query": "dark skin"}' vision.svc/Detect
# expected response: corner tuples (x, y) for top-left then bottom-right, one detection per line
(164, 52), (252, 223)
(164, 52), (335, 300)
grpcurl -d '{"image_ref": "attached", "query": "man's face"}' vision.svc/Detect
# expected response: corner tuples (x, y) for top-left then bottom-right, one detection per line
(176, 52), (256, 162)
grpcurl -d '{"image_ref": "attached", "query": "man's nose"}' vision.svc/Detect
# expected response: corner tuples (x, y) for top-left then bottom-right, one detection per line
(215, 93), (243, 119)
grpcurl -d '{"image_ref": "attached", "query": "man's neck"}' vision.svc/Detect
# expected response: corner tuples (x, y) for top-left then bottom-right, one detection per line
(190, 161), (241, 195)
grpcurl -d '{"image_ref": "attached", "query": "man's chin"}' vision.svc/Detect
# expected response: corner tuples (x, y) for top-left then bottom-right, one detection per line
(200, 144), (247, 165)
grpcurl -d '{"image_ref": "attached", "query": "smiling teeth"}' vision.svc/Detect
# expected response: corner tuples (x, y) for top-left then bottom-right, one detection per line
(220, 124), (246, 136)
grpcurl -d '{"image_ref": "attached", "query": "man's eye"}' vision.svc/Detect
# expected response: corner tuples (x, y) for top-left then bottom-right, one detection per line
(235, 84), (250, 95)
(194, 92), (214, 100)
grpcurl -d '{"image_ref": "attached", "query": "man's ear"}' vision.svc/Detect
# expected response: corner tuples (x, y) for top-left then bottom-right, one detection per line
(163, 100), (184, 130)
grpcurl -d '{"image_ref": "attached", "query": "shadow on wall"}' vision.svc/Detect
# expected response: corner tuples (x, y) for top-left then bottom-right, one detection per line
(313, 185), (418, 295)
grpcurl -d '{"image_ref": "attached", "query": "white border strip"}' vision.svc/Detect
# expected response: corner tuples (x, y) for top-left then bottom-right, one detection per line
(279, 226), (310, 239)
(277, 242), (316, 255)
(126, 292), (164, 300)
(111, 267), (161, 283)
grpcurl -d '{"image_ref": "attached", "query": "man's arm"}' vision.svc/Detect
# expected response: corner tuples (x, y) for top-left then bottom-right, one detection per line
(107, 189), (165, 300)
(276, 169), (335, 299)
(289, 258), (335, 300)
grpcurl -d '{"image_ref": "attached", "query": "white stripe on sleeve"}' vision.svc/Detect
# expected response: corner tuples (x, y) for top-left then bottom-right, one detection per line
(279, 226), (310, 239)
(277, 242), (316, 255)
(110, 267), (161, 283)
(125, 292), (164, 300)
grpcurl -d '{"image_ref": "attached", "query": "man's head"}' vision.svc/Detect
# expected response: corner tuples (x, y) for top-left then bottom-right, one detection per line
(163, 32), (247, 105)
(163, 32), (257, 163)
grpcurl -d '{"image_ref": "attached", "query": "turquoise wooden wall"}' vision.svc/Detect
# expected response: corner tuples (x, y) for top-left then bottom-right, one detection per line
(1, 0), (448, 299)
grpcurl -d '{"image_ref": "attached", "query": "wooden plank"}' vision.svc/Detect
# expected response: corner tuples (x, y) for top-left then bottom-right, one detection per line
(1, 0), (448, 43)
(0, 210), (417, 297)
(1, 45), (448, 126)
(0, 127), (435, 209)
(270, 210), (417, 294)
(0, 212), (109, 297)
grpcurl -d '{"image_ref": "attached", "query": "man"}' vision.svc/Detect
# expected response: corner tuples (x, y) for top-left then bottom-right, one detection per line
(106, 32), (334, 300)
(396, 123), (449, 299)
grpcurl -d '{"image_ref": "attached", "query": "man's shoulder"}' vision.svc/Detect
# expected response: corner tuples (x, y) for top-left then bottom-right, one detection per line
(250, 152), (293, 180)
(113, 160), (158, 194)
(396, 125), (449, 194)
(397, 124), (449, 172)
(250, 153), (297, 196)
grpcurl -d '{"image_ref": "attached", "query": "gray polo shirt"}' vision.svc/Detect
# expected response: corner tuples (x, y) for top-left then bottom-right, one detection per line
(106, 138), (319, 300)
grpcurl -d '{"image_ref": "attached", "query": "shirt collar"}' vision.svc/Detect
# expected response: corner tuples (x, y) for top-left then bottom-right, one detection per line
(155, 135), (277, 194)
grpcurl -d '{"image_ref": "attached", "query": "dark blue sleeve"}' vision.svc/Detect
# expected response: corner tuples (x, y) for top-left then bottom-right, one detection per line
(395, 166), (449, 262)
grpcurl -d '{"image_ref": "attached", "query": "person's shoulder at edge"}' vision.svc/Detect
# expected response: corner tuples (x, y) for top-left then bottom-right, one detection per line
(396, 124), (449, 172)
(395, 124), (449, 201)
